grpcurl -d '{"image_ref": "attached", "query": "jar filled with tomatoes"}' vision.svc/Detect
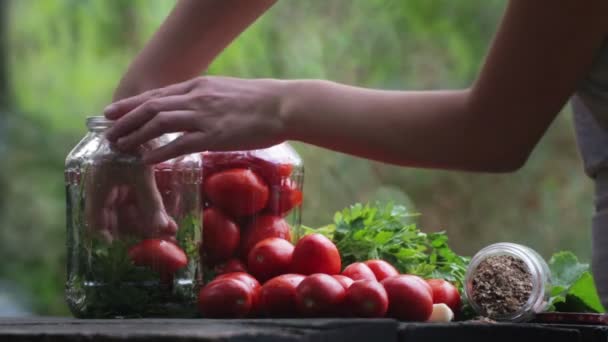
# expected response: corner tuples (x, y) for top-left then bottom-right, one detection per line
(199, 143), (304, 280)
(65, 116), (202, 318)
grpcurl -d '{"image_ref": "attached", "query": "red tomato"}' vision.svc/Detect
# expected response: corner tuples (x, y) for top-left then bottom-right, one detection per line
(426, 279), (462, 313)
(248, 238), (294, 282)
(267, 180), (303, 216)
(198, 278), (252, 318)
(276, 164), (294, 178)
(215, 272), (262, 315)
(259, 274), (305, 317)
(364, 260), (399, 281)
(342, 262), (377, 281)
(296, 274), (346, 317)
(410, 275), (433, 297)
(291, 234), (341, 275)
(333, 275), (354, 290)
(214, 258), (248, 275)
(201, 208), (240, 264)
(240, 215), (292, 258)
(128, 239), (188, 283)
(345, 280), (389, 318)
(381, 275), (434, 321)
(204, 168), (269, 217)
(202, 152), (292, 186)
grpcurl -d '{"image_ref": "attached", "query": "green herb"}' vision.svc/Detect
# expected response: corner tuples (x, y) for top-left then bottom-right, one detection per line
(548, 251), (605, 313)
(70, 238), (197, 318)
(176, 213), (201, 259)
(69, 221), (200, 318)
(304, 202), (469, 291)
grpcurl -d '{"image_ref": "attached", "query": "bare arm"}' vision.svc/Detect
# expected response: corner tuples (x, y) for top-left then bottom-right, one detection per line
(105, 0), (608, 173)
(113, 0), (275, 100)
(281, 0), (608, 172)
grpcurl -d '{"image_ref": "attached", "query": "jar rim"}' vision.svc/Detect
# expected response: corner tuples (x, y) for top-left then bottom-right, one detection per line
(86, 116), (114, 131)
(464, 242), (549, 322)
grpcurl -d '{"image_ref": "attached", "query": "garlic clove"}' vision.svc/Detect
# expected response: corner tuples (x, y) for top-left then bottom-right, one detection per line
(427, 303), (454, 323)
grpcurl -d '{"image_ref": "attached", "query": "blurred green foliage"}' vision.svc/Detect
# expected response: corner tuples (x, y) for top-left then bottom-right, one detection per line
(0, 0), (593, 315)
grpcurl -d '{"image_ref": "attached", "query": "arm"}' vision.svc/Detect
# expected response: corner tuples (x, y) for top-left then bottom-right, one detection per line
(280, 0), (608, 172)
(113, 0), (275, 100)
(105, 0), (608, 173)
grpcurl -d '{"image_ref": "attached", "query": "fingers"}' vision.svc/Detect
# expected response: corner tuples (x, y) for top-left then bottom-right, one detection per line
(143, 132), (205, 164)
(104, 78), (198, 120)
(115, 111), (198, 150)
(105, 95), (191, 142)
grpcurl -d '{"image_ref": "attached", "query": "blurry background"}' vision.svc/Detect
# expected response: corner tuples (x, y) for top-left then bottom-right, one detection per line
(0, 0), (593, 315)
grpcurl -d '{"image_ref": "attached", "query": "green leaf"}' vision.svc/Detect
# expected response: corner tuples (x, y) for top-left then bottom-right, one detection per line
(550, 285), (567, 297)
(549, 251), (589, 288)
(317, 201), (469, 291)
(548, 251), (605, 313)
(568, 272), (605, 313)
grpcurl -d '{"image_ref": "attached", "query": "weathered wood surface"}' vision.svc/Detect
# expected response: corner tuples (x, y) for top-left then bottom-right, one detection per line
(0, 318), (397, 342)
(2, 318), (608, 342)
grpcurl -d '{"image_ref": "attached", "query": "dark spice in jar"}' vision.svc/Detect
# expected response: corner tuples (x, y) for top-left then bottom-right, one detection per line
(471, 255), (533, 317)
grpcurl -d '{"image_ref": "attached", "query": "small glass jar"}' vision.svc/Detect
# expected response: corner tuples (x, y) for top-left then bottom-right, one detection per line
(65, 117), (202, 318)
(464, 242), (551, 322)
(200, 143), (304, 278)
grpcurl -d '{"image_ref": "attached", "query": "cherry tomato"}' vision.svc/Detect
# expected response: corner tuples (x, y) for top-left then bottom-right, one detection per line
(296, 274), (346, 317)
(364, 260), (399, 281)
(426, 279), (461, 313)
(291, 234), (341, 275)
(198, 278), (252, 318)
(204, 168), (269, 217)
(345, 280), (389, 318)
(201, 207), (240, 264)
(259, 274), (305, 317)
(381, 275), (434, 321)
(240, 215), (292, 258)
(128, 239), (188, 283)
(342, 262), (377, 281)
(215, 272), (262, 315)
(214, 258), (248, 275)
(248, 238), (294, 282)
(333, 275), (354, 290)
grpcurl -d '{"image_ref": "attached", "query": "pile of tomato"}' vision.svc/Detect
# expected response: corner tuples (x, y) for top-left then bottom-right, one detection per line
(129, 151), (461, 320)
(199, 232), (461, 320)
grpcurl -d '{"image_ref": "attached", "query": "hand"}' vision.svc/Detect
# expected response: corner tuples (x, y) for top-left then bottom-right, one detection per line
(104, 76), (287, 164)
(84, 152), (178, 243)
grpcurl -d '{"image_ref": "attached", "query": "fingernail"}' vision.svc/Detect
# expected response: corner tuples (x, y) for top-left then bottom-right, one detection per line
(104, 104), (116, 114)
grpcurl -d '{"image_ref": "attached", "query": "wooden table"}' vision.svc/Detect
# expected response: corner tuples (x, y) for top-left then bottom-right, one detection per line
(1, 318), (606, 341)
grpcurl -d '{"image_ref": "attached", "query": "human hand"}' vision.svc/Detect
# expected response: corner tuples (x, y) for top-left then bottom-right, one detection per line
(84, 153), (178, 243)
(104, 76), (287, 164)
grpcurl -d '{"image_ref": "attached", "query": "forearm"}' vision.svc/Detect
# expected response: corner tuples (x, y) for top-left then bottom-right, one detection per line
(114, 0), (275, 100)
(280, 80), (530, 172)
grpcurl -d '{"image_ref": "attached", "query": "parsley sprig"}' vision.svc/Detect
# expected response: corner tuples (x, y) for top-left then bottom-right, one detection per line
(304, 202), (470, 291)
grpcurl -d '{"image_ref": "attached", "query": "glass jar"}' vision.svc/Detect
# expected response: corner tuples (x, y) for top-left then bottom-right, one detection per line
(464, 242), (551, 322)
(65, 116), (202, 318)
(200, 143), (304, 278)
